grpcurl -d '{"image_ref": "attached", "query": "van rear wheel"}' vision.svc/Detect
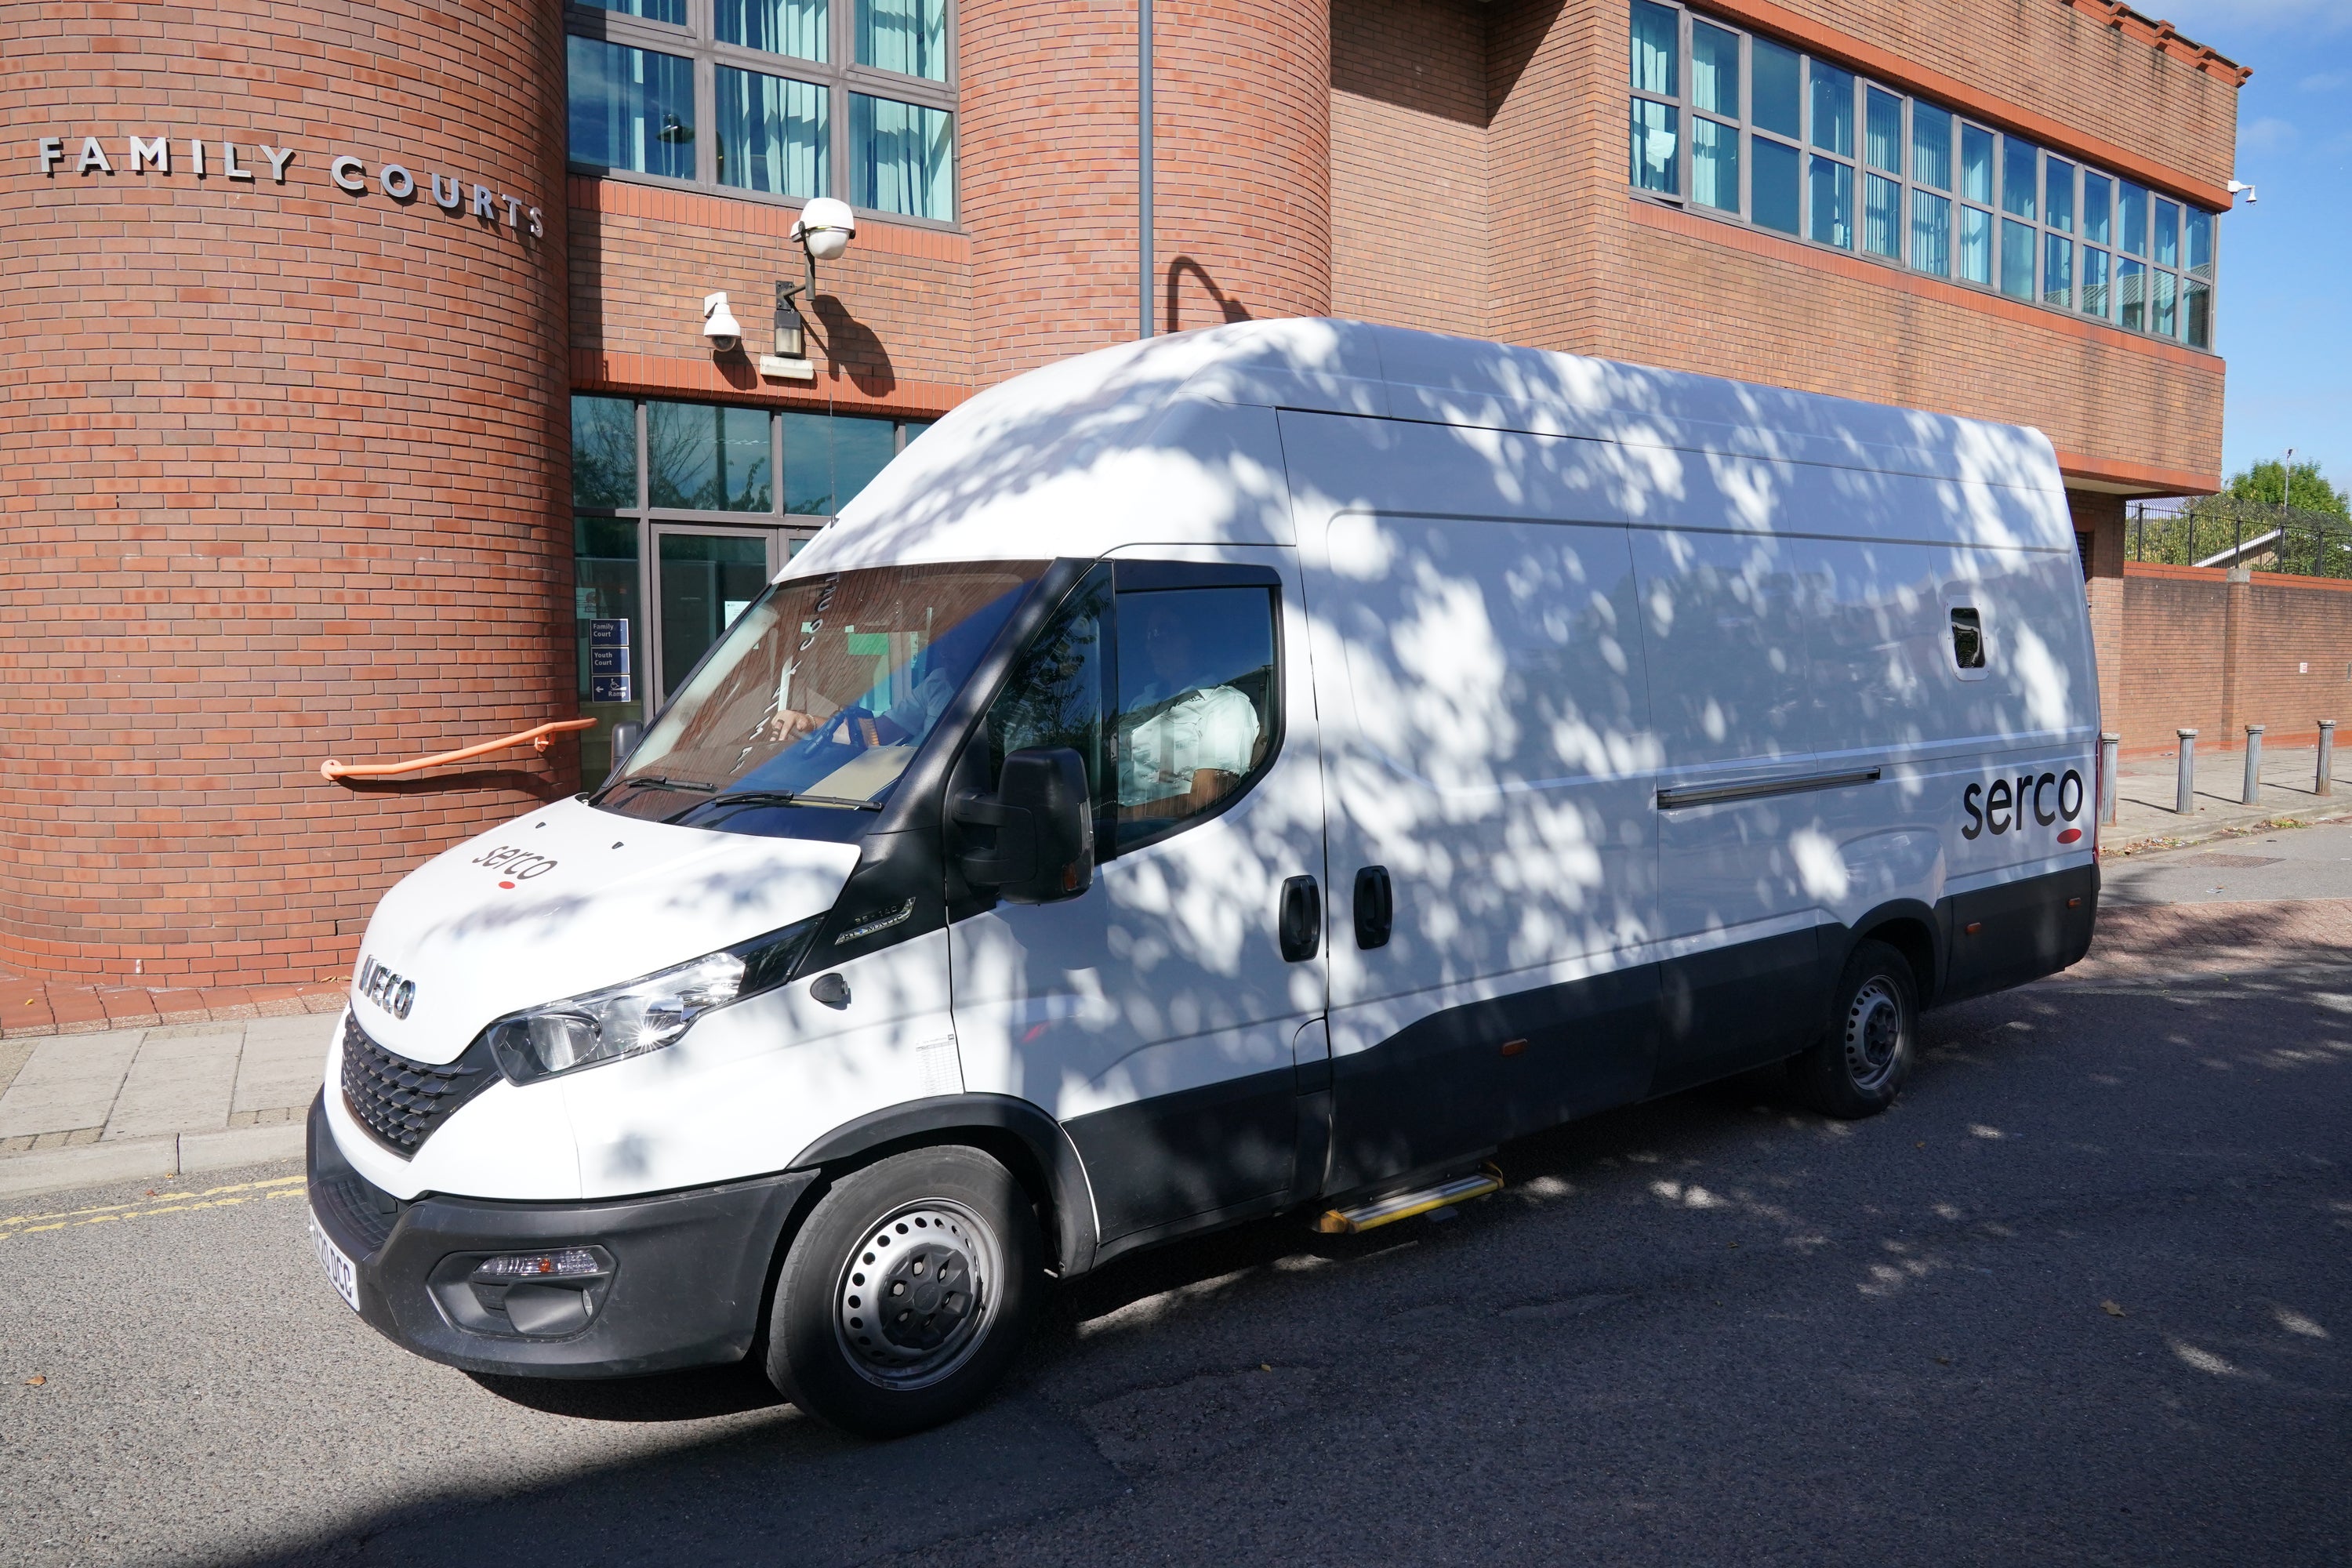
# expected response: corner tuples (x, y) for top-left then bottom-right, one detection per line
(1791, 939), (1918, 1120)
(764, 1145), (1040, 1438)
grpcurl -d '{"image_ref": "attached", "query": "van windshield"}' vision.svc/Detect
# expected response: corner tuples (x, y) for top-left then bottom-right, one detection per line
(597, 562), (1045, 834)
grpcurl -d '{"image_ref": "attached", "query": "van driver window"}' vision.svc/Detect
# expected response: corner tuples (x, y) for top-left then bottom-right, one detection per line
(1950, 606), (1987, 670)
(1112, 586), (1277, 847)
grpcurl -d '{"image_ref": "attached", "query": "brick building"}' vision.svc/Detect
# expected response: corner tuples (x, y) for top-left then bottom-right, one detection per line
(0, 0), (2245, 985)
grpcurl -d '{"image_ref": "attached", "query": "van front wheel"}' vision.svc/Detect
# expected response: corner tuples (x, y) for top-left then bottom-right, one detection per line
(764, 1145), (1040, 1438)
(1791, 939), (1918, 1120)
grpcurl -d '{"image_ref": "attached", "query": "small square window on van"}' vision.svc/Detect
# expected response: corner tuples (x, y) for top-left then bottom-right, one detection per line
(1950, 607), (1987, 670)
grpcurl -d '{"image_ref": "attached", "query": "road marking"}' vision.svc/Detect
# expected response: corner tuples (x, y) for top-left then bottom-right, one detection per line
(0, 1174), (307, 1245)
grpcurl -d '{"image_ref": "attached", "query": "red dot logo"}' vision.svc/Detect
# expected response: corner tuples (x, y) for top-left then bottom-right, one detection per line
(499, 880), (517, 889)
(2056, 829), (2082, 844)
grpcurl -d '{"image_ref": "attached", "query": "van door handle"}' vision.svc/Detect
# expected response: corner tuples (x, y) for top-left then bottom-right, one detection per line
(1352, 865), (1392, 949)
(1278, 875), (1322, 963)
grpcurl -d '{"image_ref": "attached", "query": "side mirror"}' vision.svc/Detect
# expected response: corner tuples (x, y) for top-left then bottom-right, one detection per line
(605, 720), (645, 786)
(953, 746), (1094, 904)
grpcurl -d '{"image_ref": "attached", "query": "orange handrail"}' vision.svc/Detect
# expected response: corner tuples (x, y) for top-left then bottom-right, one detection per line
(320, 719), (599, 781)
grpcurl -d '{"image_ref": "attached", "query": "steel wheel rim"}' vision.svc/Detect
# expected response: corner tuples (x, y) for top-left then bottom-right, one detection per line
(833, 1200), (1000, 1392)
(1842, 977), (1906, 1092)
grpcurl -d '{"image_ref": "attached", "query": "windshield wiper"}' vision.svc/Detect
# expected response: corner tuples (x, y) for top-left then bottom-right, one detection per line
(667, 788), (884, 823)
(608, 775), (717, 797)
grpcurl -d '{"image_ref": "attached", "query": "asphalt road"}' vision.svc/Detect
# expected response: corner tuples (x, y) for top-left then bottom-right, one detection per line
(4, 842), (2348, 1567)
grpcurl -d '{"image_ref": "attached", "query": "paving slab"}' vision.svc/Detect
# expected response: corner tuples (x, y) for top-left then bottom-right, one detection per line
(0, 1031), (143, 1140)
(234, 1015), (338, 1114)
(105, 1031), (244, 1141)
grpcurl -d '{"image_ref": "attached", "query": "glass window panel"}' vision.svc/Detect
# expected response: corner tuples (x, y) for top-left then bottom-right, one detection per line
(1864, 86), (1900, 172)
(567, 38), (696, 180)
(572, 394), (637, 509)
(1911, 189), (1951, 276)
(1863, 171), (1899, 258)
(1751, 38), (1801, 139)
(1629, 100), (1679, 194)
(1809, 61), (1855, 155)
(658, 533), (777, 702)
(2082, 171), (2112, 245)
(1750, 135), (1800, 233)
(2080, 245), (2109, 319)
(785, 412), (898, 515)
(850, 94), (954, 219)
(2185, 278), (2212, 348)
(1112, 587), (1279, 846)
(2119, 181), (2148, 256)
(2185, 207), (2213, 278)
(1691, 22), (1739, 116)
(2000, 136), (2036, 219)
(2045, 155), (2074, 232)
(1999, 217), (2034, 298)
(649, 401), (773, 512)
(988, 570), (1113, 810)
(858, 0), (949, 80)
(579, 0), (686, 23)
(902, 419), (935, 443)
(2042, 233), (2071, 309)
(715, 67), (828, 197)
(1629, 1), (1678, 95)
(716, 0), (826, 60)
(576, 516), (645, 779)
(1911, 101), (1952, 191)
(2154, 198), (2180, 267)
(1691, 118), (1738, 212)
(2117, 257), (2146, 330)
(1958, 204), (1991, 284)
(2151, 267), (2177, 336)
(1959, 123), (1993, 204)
(1807, 155), (1853, 248)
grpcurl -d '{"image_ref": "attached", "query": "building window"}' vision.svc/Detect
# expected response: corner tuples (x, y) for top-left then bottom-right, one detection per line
(1623, 2), (2219, 350)
(568, 394), (935, 775)
(567, 0), (955, 223)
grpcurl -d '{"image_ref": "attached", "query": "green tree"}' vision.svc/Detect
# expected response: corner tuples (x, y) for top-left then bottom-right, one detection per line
(2223, 458), (2350, 519)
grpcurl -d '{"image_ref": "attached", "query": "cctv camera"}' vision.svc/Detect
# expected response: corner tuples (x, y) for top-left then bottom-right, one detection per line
(702, 290), (744, 353)
(792, 197), (857, 262)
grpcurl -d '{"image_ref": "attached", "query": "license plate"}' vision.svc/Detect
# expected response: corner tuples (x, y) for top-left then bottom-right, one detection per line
(309, 1208), (361, 1314)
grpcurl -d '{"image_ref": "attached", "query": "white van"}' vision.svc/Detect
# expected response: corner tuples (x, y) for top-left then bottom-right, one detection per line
(307, 320), (2100, 1434)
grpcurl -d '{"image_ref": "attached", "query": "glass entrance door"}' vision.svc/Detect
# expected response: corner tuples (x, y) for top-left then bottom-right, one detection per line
(652, 528), (782, 702)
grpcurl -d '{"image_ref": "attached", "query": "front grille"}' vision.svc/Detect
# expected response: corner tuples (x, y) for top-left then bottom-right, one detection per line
(339, 1012), (496, 1160)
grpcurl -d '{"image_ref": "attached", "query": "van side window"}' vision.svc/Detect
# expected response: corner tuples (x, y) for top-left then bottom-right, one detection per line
(986, 568), (1112, 804)
(1949, 607), (1987, 670)
(1112, 586), (1279, 850)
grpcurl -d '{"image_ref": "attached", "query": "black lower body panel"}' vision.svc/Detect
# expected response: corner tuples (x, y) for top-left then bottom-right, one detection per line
(1650, 927), (1830, 1097)
(306, 1094), (816, 1379)
(1936, 862), (2100, 1006)
(1062, 1065), (1298, 1242)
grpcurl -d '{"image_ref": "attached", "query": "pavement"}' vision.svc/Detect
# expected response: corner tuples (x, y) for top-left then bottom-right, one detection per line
(1, 831), (2347, 1566)
(2107, 739), (2352, 854)
(0, 1014), (335, 1200)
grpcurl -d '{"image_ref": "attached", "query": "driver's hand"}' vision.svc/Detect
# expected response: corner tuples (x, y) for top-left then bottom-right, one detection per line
(760, 709), (821, 743)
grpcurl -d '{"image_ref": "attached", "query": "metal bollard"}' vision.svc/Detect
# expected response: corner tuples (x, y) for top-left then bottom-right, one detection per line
(2242, 724), (2264, 805)
(2176, 728), (2198, 815)
(2100, 732), (2120, 825)
(2321, 720), (2338, 798)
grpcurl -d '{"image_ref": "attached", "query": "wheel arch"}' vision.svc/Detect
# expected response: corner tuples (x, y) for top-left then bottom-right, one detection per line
(789, 1094), (1100, 1279)
(1838, 900), (1944, 1006)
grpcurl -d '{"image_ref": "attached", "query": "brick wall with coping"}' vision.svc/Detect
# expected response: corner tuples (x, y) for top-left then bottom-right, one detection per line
(2110, 564), (2352, 757)
(0, 0), (574, 985)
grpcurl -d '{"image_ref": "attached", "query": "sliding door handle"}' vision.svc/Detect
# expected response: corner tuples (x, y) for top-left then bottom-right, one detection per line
(1352, 865), (1392, 949)
(1278, 874), (1322, 964)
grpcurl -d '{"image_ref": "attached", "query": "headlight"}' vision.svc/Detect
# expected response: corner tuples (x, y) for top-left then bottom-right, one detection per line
(481, 916), (819, 1085)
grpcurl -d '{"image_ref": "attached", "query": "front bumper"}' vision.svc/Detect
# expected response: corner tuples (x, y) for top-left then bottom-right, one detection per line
(305, 1094), (818, 1378)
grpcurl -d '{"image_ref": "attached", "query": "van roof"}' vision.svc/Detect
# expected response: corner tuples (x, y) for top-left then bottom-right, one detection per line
(792, 318), (2069, 575)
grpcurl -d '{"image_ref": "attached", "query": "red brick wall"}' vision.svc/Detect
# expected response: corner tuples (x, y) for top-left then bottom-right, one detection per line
(2111, 564), (2352, 756)
(0, 0), (574, 984)
(1330, 0), (1491, 337)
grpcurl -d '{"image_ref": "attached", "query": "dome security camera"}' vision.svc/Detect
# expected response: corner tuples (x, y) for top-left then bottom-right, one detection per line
(791, 198), (857, 262)
(702, 291), (745, 353)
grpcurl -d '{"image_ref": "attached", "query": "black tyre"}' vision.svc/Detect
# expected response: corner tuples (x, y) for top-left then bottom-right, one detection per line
(1791, 939), (1918, 1120)
(764, 1145), (1040, 1438)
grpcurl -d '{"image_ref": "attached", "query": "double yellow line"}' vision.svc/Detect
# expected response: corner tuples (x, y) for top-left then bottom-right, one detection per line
(0, 1174), (307, 1246)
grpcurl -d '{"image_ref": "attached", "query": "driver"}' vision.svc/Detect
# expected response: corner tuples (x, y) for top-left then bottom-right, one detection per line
(1117, 599), (1261, 811)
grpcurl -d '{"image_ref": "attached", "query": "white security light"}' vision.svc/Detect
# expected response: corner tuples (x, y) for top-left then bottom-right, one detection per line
(702, 291), (744, 353)
(791, 197), (856, 262)
(2227, 179), (2256, 205)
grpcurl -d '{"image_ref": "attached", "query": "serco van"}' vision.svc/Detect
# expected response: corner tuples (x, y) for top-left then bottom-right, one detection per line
(307, 320), (2101, 1435)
